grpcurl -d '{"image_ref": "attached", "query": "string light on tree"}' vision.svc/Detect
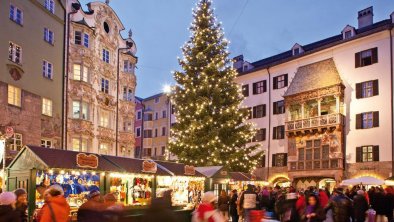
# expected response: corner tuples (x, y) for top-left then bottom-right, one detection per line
(169, 0), (262, 172)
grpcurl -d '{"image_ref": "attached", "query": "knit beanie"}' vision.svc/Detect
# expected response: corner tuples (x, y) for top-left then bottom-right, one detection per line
(0, 192), (17, 205)
(14, 188), (27, 198)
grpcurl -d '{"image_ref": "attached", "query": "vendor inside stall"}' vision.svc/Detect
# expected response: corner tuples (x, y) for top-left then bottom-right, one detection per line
(229, 172), (268, 192)
(6, 146), (120, 217)
(155, 162), (205, 208)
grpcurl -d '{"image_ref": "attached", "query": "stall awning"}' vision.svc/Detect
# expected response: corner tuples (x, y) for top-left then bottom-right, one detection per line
(102, 155), (171, 176)
(154, 160), (205, 177)
(230, 172), (262, 181)
(196, 166), (230, 179)
(8, 146), (120, 172)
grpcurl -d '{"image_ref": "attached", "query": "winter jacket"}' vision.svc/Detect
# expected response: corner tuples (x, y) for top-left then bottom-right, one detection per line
(372, 191), (386, 215)
(318, 191), (329, 208)
(281, 199), (300, 222)
(353, 194), (368, 222)
(142, 197), (176, 222)
(240, 190), (259, 210)
(77, 199), (106, 222)
(217, 195), (230, 212)
(384, 193), (394, 217)
(296, 195), (306, 214)
(192, 203), (225, 222)
(325, 194), (353, 222)
(229, 193), (238, 216)
(300, 206), (326, 222)
(0, 205), (21, 222)
(39, 196), (71, 222)
(15, 203), (28, 222)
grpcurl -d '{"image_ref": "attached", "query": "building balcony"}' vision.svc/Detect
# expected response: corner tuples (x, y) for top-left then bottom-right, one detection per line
(119, 131), (134, 143)
(144, 121), (153, 129)
(143, 138), (153, 147)
(286, 113), (344, 132)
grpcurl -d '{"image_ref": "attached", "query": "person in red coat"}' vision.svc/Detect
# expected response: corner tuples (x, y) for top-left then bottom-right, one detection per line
(296, 191), (306, 215)
(192, 191), (225, 222)
(318, 189), (329, 208)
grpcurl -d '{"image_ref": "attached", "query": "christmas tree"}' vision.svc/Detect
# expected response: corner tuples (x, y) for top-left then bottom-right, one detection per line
(169, 0), (262, 172)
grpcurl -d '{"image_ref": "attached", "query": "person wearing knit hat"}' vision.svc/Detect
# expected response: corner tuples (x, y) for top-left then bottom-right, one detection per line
(14, 188), (28, 222)
(0, 192), (20, 222)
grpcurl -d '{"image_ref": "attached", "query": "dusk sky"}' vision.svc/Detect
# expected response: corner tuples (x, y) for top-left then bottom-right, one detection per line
(80, 0), (394, 98)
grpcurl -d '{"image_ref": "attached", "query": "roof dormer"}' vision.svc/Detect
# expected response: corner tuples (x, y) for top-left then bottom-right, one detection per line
(292, 43), (304, 56)
(391, 11), (394, 23)
(342, 25), (356, 40)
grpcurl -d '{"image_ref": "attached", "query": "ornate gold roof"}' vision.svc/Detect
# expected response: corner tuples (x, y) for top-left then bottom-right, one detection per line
(284, 58), (342, 97)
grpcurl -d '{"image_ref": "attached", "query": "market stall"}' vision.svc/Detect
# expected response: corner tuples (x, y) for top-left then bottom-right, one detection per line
(196, 166), (230, 196)
(102, 155), (171, 207)
(154, 161), (205, 208)
(6, 145), (121, 218)
(229, 172), (269, 192)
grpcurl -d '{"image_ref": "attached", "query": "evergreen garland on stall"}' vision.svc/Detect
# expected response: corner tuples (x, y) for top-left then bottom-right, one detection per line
(169, 0), (262, 172)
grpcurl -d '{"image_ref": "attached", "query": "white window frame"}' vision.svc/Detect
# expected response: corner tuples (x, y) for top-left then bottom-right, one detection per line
(73, 64), (89, 82)
(44, 28), (54, 44)
(123, 60), (133, 73)
(99, 143), (109, 155)
(154, 97), (160, 103)
(42, 60), (53, 79)
(277, 75), (286, 89)
(362, 112), (373, 129)
(83, 33), (89, 48)
(99, 110), (110, 128)
(8, 85), (21, 107)
(101, 78), (109, 94)
(9, 4), (23, 25)
(123, 87), (133, 101)
(72, 137), (88, 152)
(41, 138), (53, 148)
(123, 121), (132, 132)
(8, 41), (22, 64)
(44, 0), (55, 13)
(137, 111), (142, 120)
(72, 101), (89, 120)
(42, 98), (53, 116)
(9, 133), (23, 151)
(362, 81), (373, 98)
(102, 49), (110, 63)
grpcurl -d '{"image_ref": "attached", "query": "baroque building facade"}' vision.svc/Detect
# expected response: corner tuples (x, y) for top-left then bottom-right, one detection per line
(66, 1), (137, 157)
(235, 7), (394, 189)
(0, 0), (66, 158)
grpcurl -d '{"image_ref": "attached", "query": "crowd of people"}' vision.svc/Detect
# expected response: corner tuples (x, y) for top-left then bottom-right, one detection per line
(0, 183), (393, 222)
(193, 184), (394, 222)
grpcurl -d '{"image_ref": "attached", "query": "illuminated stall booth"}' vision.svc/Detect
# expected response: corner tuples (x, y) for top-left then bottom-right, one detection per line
(154, 161), (205, 209)
(6, 146), (120, 218)
(101, 155), (171, 207)
(229, 172), (269, 192)
(196, 166), (230, 196)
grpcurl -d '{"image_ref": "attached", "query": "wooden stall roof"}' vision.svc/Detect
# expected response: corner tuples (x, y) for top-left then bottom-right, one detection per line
(195, 166), (230, 179)
(230, 172), (263, 181)
(102, 155), (171, 176)
(154, 160), (205, 177)
(8, 145), (120, 172)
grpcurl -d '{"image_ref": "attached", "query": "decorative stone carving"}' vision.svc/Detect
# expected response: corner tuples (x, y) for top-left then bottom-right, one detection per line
(69, 119), (94, 137)
(69, 81), (96, 102)
(96, 93), (116, 110)
(97, 127), (115, 142)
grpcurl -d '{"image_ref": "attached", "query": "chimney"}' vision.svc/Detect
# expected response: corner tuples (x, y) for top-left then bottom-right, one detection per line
(358, 6), (373, 29)
(233, 55), (244, 70)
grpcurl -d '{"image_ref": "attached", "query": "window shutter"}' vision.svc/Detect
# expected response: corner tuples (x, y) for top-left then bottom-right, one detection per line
(373, 146), (379, 161)
(373, 80), (379, 96)
(371, 47), (378, 64)
(252, 106), (257, 119)
(273, 102), (277, 115)
(284, 74), (288, 87)
(262, 128), (266, 141)
(263, 80), (267, 92)
(373, 111), (379, 127)
(356, 114), (362, 129)
(356, 147), (362, 162)
(273, 77), (278, 89)
(272, 154), (276, 167)
(263, 104), (266, 117)
(355, 52), (361, 68)
(252, 83), (257, 95)
(273, 127), (277, 139)
(280, 126), (285, 139)
(261, 155), (266, 167)
(355, 83), (362, 99)
(284, 153), (288, 166)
